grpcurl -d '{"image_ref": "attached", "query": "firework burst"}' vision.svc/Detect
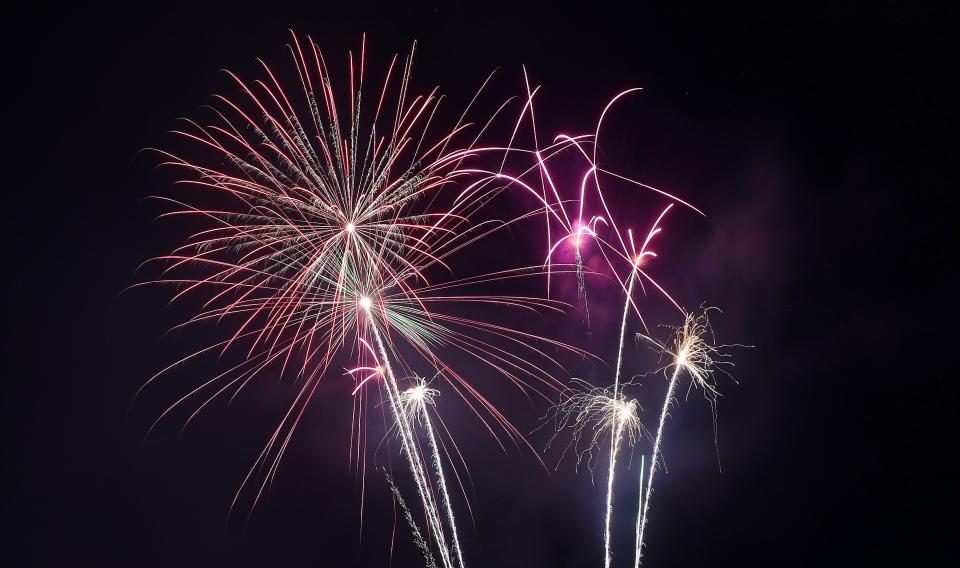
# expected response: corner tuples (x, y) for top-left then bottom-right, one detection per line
(136, 32), (590, 565)
(456, 77), (701, 353)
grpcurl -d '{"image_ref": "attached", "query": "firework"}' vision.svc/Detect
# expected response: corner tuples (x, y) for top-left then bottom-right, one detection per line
(449, 74), (700, 331)
(599, 205), (676, 568)
(138, 32), (588, 564)
(634, 307), (741, 566)
(546, 378), (645, 472)
(401, 380), (464, 568)
(493, 82), (699, 568)
(136, 29), (743, 566)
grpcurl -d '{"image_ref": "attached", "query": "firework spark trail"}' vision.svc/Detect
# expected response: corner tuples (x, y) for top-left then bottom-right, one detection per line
(603, 271), (636, 568)
(633, 454), (645, 568)
(574, 249), (591, 330)
(634, 308), (740, 565)
(401, 382), (465, 568)
(599, 202), (675, 568)
(421, 406), (464, 568)
(365, 309), (454, 568)
(635, 363), (680, 565)
(385, 470), (439, 568)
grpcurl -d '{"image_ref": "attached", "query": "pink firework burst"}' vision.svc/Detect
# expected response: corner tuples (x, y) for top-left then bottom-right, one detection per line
(135, 33), (590, 564)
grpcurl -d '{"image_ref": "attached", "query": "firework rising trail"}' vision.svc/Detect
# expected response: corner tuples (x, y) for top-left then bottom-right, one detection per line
(401, 380), (465, 568)
(545, 377), (646, 566)
(633, 454), (646, 568)
(385, 470), (439, 568)
(599, 203), (678, 568)
(634, 308), (742, 566)
(364, 319), (453, 568)
(135, 31), (592, 563)
(603, 272), (636, 568)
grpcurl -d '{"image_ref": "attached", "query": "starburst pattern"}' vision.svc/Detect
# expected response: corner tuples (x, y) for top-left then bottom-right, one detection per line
(136, 33), (594, 567)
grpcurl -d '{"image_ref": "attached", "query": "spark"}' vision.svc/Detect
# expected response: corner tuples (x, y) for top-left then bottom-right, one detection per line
(634, 307), (743, 566)
(400, 380), (439, 423)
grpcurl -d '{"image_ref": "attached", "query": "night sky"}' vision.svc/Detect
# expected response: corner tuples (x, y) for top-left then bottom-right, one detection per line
(7, 2), (953, 566)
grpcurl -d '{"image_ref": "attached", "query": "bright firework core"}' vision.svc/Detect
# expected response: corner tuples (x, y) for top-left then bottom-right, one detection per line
(406, 385), (428, 402)
(345, 222), (356, 233)
(400, 383), (440, 419)
(358, 296), (372, 310)
(573, 225), (589, 249)
(616, 400), (636, 423)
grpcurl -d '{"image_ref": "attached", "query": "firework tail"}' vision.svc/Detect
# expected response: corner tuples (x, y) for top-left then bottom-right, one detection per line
(366, 311), (454, 568)
(611, 271), (637, 402)
(633, 454), (645, 568)
(575, 249), (591, 331)
(419, 399), (466, 568)
(603, 271), (637, 568)
(635, 364), (682, 566)
(385, 470), (439, 568)
(603, 419), (626, 568)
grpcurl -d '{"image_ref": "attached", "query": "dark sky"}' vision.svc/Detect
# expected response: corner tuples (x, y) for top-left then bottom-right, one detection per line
(7, 2), (953, 567)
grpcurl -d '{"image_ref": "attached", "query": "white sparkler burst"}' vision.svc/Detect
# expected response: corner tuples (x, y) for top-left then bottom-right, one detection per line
(400, 378), (465, 568)
(546, 379), (647, 474)
(400, 379), (440, 424)
(633, 307), (745, 567)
